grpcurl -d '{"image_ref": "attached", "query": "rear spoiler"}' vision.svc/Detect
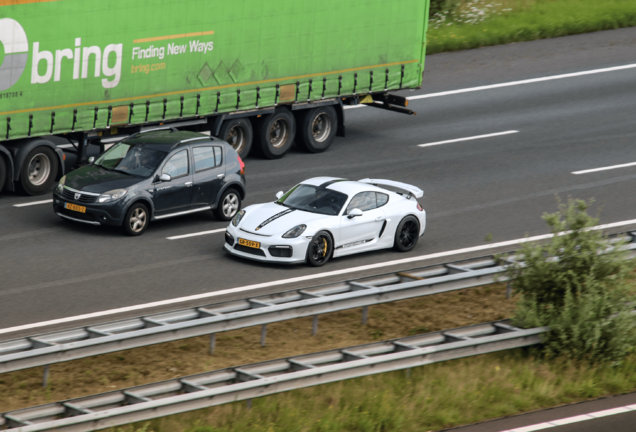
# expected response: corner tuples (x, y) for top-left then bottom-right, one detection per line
(358, 178), (423, 199)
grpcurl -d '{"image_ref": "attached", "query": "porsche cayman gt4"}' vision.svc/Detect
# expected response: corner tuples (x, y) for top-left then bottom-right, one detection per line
(224, 177), (426, 266)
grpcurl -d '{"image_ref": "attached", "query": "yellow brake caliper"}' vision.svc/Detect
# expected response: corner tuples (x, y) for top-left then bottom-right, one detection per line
(322, 238), (328, 257)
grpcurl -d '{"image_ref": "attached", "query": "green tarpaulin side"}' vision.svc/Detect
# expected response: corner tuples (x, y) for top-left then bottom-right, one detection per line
(0, 0), (429, 140)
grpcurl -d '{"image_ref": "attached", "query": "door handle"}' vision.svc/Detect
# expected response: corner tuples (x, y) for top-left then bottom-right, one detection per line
(185, 182), (193, 187)
(375, 216), (385, 222)
(217, 174), (225, 179)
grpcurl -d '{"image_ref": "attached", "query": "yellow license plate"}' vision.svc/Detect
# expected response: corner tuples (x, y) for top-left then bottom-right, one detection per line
(65, 203), (86, 213)
(239, 238), (261, 249)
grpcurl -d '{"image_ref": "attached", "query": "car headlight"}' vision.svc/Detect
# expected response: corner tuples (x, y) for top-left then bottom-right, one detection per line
(232, 210), (246, 227)
(97, 189), (127, 203)
(282, 224), (306, 238)
(55, 176), (66, 194)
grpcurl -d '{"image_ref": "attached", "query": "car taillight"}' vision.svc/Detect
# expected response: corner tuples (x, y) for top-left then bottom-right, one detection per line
(238, 155), (245, 175)
(417, 203), (423, 211)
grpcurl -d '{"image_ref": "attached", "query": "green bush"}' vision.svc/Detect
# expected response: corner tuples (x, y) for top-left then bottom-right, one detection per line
(505, 199), (636, 364)
(429, 0), (456, 15)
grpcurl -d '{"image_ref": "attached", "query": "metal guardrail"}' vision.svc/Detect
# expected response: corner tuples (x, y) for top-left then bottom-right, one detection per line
(0, 232), (634, 376)
(0, 257), (508, 375)
(0, 320), (549, 431)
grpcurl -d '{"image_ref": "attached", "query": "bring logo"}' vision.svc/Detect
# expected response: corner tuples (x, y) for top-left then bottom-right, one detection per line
(0, 18), (29, 91)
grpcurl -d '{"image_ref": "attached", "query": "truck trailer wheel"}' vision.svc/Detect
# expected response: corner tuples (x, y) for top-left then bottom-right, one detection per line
(18, 146), (58, 196)
(219, 118), (253, 159)
(296, 105), (337, 153)
(254, 107), (295, 159)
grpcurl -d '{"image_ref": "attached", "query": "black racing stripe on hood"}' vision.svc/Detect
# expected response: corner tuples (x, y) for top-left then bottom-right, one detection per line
(255, 209), (295, 231)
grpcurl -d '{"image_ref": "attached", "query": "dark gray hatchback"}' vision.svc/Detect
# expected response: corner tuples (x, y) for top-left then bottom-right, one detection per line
(53, 129), (246, 235)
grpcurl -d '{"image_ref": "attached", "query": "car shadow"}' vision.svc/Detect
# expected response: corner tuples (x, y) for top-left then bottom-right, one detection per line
(51, 210), (225, 238)
(220, 243), (407, 271)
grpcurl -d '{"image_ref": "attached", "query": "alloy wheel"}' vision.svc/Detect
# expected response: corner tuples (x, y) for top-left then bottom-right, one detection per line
(129, 208), (147, 233)
(310, 235), (330, 264)
(399, 220), (418, 249)
(223, 193), (239, 218)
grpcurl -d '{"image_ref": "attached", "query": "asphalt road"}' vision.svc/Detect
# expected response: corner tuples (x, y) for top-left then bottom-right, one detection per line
(448, 391), (636, 432)
(1, 28), (636, 334)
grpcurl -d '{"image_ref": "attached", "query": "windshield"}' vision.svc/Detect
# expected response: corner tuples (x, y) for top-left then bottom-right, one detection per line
(277, 184), (348, 216)
(94, 142), (165, 177)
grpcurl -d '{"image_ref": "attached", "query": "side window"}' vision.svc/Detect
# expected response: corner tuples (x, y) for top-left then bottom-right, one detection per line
(162, 150), (189, 178)
(376, 193), (389, 208)
(213, 146), (223, 166)
(193, 146), (215, 172)
(346, 192), (377, 214)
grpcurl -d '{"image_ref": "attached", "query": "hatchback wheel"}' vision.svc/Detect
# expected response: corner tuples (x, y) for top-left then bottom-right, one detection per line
(122, 203), (149, 236)
(214, 188), (241, 221)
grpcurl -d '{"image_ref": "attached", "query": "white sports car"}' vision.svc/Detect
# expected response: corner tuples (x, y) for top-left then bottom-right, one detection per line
(224, 177), (426, 266)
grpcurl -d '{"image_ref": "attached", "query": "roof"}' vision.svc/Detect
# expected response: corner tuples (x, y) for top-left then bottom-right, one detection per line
(359, 178), (423, 198)
(123, 130), (213, 152)
(300, 177), (388, 196)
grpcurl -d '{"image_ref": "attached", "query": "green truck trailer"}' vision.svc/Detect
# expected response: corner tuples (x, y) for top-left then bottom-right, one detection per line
(0, 0), (429, 195)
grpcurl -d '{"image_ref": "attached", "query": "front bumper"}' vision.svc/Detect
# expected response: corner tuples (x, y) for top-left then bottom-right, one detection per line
(224, 224), (309, 264)
(53, 195), (125, 227)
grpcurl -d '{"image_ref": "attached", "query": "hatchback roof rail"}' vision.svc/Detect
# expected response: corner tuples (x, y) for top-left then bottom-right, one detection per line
(173, 136), (214, 150)
(128, 126), (179, 140)
(178, 136), (213, 144)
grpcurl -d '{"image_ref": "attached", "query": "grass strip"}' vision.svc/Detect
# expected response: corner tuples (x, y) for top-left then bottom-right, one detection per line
(427, 0), (636, 54)
(0, 284), (514, 412)
(111, 350), (636, 432)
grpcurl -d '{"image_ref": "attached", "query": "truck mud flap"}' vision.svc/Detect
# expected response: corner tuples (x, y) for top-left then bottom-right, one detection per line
(367, 93), (416, 115)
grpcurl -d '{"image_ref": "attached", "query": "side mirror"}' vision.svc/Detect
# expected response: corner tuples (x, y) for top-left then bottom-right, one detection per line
(159, 173), (172, 182)
(275, 191), (284, 200)
(347, 208), (363, 219)
(88, 156), (95, 164)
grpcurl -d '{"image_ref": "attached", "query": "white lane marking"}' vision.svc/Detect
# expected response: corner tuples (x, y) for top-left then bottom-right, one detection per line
(501, 404), (636, 431)
(418, 130), (518, 148)
(2, 217), (636, 336)
(410, 63), (636, 101)
(572, 161), (636, 175)
(344, 63), (636, 110)
(13, 199), (53, 207)
(167, 228), (225, 240)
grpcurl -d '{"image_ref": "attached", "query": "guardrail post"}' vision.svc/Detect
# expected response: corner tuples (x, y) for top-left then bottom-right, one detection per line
(42, 365), (49, 387)
(361, 306), (368, 325)
(247, 399), (252, 410)
(312, 315), (319, 336)
(506, 281), (512, 299)
(209, 334), (216, 355)
(260, 324), (267, 346)
(405, 368), (411, 379)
